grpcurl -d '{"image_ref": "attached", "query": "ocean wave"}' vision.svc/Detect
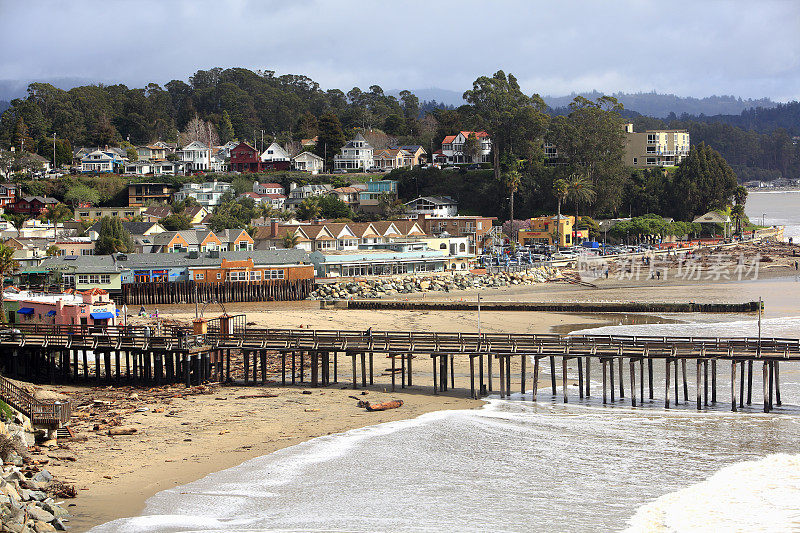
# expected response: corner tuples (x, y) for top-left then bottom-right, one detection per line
(569, 316), (800, 339)
(624, 453), (800, 533)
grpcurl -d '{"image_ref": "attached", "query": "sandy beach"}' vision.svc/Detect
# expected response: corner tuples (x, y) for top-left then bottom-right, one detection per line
(32, 269), (800, 531)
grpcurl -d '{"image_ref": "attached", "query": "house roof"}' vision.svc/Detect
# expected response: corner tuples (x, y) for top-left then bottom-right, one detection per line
(693, 211), (731, 224)
(216, 229), (253, 242)
(405, 196), (457, 206)
(153, 229), (217, 246)
(20, 196), (58, 204)
(264, 194), (286, 200)
(112, 249), (311, 269)
(258, 182), (283, 189)
(30, 255), (124, 274)
(331, 186), (361, 194)
(293, 151), (323, 161)
(145, 204), (205, 220)
(88, 220), (161, 236)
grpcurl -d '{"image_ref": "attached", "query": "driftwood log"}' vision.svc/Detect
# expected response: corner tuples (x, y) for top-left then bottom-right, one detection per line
(365, 399), (403, 412)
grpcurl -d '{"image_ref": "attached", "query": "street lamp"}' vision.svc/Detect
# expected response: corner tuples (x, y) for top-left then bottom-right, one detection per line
(762, 213), (766, 227)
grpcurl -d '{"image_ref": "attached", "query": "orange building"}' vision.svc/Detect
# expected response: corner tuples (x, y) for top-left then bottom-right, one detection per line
(189, 257), (314, 283)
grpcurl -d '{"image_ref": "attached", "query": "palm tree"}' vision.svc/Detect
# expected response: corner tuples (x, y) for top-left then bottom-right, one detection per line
(732, 185), (748, 236)
(296, 197), (321, 221)
(553, 178), (569, 248)
(503, 169), (522, 230)
(281, 230), (300, 249)
(41, 203), (74, 241)
(2, 212), (34, 239)
(0, 243), (20, 323)
(565, 173), (596, 245)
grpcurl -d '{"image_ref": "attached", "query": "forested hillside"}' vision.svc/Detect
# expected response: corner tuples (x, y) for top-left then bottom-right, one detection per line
(0, 67), (798, 182)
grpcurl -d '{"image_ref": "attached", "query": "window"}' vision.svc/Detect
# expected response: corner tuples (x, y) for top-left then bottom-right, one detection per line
(216, 273), (222, 280)
(228, 271), (248, 282)
(100, 274), (110, 285)
(264, 269), (284, 280)
(78, 274), (88, 284)
(251, 271), (261, 281)
(81, 249), (93, 256)
(195, 272), (204, 280)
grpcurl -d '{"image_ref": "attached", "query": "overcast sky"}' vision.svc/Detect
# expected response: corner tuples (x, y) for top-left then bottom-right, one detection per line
(1, 0), (798, 101)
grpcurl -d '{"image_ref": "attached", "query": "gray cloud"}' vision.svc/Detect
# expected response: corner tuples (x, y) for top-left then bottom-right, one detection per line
(0, 0), (798, 100)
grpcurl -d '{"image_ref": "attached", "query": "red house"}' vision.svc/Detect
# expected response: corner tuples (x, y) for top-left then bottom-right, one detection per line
(229, 142), (263, 173)
(0, 184), (17, 210)
(12, 195), (59, 216)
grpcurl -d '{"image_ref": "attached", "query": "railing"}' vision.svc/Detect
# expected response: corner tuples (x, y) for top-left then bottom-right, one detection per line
(0, 374), (71, 427)
(1, 323), (798, 360)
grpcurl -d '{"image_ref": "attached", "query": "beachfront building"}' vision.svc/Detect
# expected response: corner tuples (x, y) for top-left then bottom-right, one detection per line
(2, 288), (118, 326)
(22, 255), (127, 295)
(217, 229), (255, 251)
(187, 251), (314, 284)
(623, 123), (691, 168)
(152, 229), (222, 253)
(333, 133), (373, 171)
(416, 214), (496, 255)
(418, 235), (474, 271)
(173, 181), (232, 210)
(517, 215), (587, 248)
(253, 219), (427, 251)
(309, 241), (447, 278)
(434, 131), (492, 165)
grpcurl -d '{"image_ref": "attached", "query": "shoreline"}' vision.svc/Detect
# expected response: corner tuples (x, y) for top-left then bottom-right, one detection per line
(60, 310), (612, 532)
(44, 274), (800, 531)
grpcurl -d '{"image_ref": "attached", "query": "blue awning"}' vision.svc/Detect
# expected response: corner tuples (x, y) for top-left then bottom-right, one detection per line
(46, 310), (56, 317)
(90, 312), (114, 319)
(17, 307), (34, 315)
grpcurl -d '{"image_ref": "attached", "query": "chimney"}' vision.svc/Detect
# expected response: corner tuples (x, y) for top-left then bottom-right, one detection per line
(417, 213), (426, 224)
(289, 182), (297, 192)
(271, 219), (279, 238)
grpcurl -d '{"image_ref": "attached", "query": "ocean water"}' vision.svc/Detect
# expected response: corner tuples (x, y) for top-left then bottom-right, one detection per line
(745, 190), (800, 242)
(92, 317), (800, 533)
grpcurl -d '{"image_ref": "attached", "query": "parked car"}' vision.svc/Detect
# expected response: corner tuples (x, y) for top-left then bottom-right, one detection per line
(332, 169), (347, 174)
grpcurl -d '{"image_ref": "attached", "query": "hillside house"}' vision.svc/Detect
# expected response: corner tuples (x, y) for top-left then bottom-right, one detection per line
(334, 133), (373, 171)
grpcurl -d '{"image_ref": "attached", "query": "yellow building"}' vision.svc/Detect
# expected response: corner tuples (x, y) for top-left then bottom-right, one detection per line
(518, 215), (587, 247)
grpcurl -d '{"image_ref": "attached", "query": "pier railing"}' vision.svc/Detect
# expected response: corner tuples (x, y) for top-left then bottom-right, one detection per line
(0, 374), (71, 427)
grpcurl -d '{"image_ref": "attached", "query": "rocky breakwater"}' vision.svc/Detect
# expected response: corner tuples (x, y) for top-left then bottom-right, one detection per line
(309, 267), (559, 300)
(0, 417), (73, 532)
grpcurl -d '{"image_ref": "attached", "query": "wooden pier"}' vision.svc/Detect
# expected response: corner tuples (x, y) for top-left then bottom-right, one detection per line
(0, 324), (797, 416)
(343, 299), (764, 313)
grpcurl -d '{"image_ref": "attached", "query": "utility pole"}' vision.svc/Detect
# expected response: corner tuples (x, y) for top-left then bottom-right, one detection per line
(52, 133), (56, 170)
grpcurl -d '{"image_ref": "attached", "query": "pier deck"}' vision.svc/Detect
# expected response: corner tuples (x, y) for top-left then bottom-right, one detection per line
(0, 323), (797, 416)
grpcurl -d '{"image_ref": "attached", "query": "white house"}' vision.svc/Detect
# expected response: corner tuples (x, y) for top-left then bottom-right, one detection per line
(292, 151), (324, 174)
(260, 142), (290, 163)
(173, 181), (232, 210)
(253, 182), (284, 195)
(404, 196), (458, 217)
(435, 131), (492, 165)
(179, 141), (224, 172)
(81, 150), (125, 173)
(333, 133), (373, 170)
(123, 161), (152, 175)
